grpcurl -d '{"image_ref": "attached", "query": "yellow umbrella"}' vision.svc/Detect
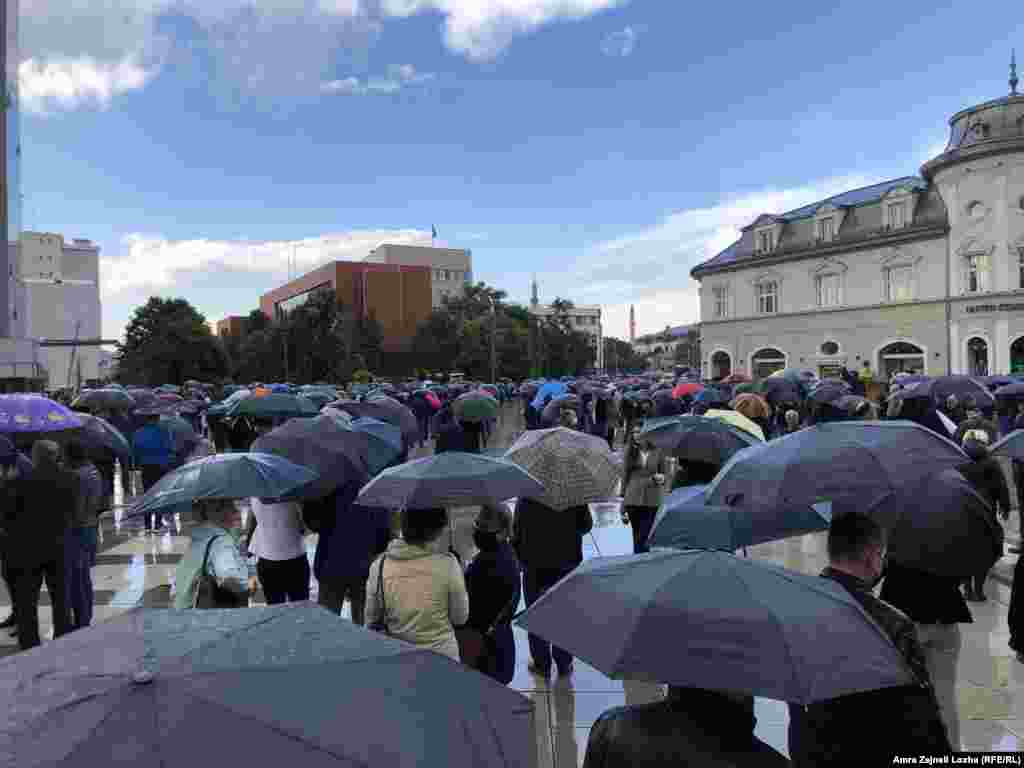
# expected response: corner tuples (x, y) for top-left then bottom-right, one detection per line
(703, 409), (765, 441)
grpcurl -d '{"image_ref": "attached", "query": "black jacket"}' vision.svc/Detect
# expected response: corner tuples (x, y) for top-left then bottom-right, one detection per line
(6, 462), (76, 566)
(512, 498), (593, 569)
(465, 541), (522, 685)
(957, 454), (1011, 518)
(583, 688), (790, 768)
(879, 561), (972, 625)
(310, 477), (391, 583)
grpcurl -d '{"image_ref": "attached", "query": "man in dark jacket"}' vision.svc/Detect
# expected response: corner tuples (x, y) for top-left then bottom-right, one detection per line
(788, 513), (951, 764)
(310, 474), (391, 625)
(953, 397), (999, 446)
(6, 441), (76, 650)
(513, 496), (593, 678)
(464, 505), (521, 685)
(0, 437), (30, 634)
(583, 686), (789, 768)
(957, 433), (1010, 601)
(65, 442), (103, 630)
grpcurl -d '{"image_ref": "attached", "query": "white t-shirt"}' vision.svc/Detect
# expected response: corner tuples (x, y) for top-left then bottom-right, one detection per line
(249, 499), (307, 561)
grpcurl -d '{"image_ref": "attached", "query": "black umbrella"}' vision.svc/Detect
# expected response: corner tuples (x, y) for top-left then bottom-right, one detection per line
(126, 389), (161, 410)
(637, 415), (761, 465)
(895, 376), (994, 407)
(0, 604), (536, 767)
(333, 398), (419, 444)
(71, 388), (137, 412)
(807, 381), (849, 405)
(995, 382), (1024, 401)
(760, 377), (802, 405)
(867, 469), (1002, 579)
(74, 413), (132, 460)
(252, 414), (369, 497)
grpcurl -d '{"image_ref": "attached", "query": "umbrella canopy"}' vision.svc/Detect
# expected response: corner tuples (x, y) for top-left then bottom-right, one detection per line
(252, 414), (369, 497)
(333, 399), (419, 443)
(226, 393), (319, 420)
(807, 381), (850, 405)
(648, 486), (832, 552)
(300, 391), (335, 408)
(531, 381), (568, 410)
(990, 429), (1024, 459)
(995, 382), (1024, 401)
(74, 413), (131, 460)
(320, 406), (354, 428)
(732, 382), (761, 396)
(706, 420), (967, 520)
(693, 387), (731, 407)
(452, 391), (499, 423)
(349, 417), (404, 474)
(867, 469), (1002, 579)
(702, 409), (765, 441)
(0, 604), (536, 768)
(983, 375), (1016, 391)
(71, 388), (136, 412)
(0, 394), (82, 433)
(540, 394), (580, 425)
(638, 415), (762, 464)
(672, 383), (703, 398)
(515, 549), (915, 704)
(503, 427), (620, 511)
(129, 453), (318, 517)
(760, 376), (802, 405)
(720, 372), (751, 385)
(356, 452), (544, 511)
(895, 376), (994, 407)
(158, 384), (182, 394)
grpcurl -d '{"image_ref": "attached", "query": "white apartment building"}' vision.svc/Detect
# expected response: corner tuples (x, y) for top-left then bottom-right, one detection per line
(16, 231), (102, 387)
(365, 243), (473, 308)
(692, 68), (1024, 382)
(528, 279), (604, 369)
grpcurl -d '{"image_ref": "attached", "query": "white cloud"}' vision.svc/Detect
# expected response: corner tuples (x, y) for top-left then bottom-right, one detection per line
(321, 63), (435, 95)
(100, 229), (432, 300)
(551, 174), (880, 339)
(18, 55), (155, 114)
(600, 25), (636, 57)
(379, 0), (627, 60)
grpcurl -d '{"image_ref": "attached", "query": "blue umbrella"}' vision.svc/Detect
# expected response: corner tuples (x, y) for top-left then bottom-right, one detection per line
(706, 420), (967, 521)
(75, 413), (131, 460)
(0, 394), (82, 433)
(530, 381), (567, 411)
(648, 485), (832, 552)
(356, 452), (544, 511)
(128, 453), (318, 517)
(350, 417), (403, 474)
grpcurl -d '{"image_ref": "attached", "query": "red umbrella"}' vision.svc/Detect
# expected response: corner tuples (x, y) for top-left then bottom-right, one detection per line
(425, 392), (442, 409)
(722, 372), (751, 385)
(672, 382), (704, 398)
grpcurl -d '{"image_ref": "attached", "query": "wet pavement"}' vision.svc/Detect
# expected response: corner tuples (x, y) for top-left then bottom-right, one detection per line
(4, 406), (1024, 764)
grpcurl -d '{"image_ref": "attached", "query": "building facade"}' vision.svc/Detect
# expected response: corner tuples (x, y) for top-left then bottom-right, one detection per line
(528, 279), (604, 369)
(259, 261), (433, 352)
(633, 324), (700, 371)
(692, 69), (1024, 382)
(365, 244), (472, 309)
(215, 315), (248, 339)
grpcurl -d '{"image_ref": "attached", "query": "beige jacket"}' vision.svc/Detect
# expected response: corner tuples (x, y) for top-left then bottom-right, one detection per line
(622, 446), (671, 508)
(366, 537), (470, 661)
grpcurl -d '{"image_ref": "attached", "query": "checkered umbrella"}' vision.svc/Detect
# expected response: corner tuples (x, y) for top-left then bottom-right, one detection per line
(503, 427), (621, 512)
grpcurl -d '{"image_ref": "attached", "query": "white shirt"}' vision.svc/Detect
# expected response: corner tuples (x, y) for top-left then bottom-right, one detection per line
(249, 498), (307, 561)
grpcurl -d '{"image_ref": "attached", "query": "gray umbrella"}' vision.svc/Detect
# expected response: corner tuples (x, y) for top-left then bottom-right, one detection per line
(647, 485), (832, 551)
(0, 604), (536, 767)
(515, 549), (915, 704)
(356, 452), (544, 510)
(705, 420), (967, 519)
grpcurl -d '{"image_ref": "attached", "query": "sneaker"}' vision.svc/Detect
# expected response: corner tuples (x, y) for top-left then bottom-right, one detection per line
(528, 660), (551, 678)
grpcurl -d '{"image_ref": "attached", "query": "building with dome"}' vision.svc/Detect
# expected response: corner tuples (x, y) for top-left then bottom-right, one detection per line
(691, 58), (1024, 382)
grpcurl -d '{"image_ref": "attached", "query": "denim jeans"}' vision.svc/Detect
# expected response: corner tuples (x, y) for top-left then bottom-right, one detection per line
(66, 526), (99, 630)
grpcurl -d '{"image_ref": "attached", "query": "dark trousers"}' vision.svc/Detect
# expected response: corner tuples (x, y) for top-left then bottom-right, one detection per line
(257, 556), (310, 605)
(141, 465), (167, 530)
(625, 505), (658, 555)
(66, 526), (98, 629)
(1011, 556), (1024, 652)
(1, 558), (17, 622)
(318, 576), (368, 625)
(11, 556), (71, 650)
(523, 565), (576, 671)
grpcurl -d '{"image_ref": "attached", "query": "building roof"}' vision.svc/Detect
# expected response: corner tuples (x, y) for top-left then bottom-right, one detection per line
(635, 324), (696, 344)
(695, 175), (934, 274)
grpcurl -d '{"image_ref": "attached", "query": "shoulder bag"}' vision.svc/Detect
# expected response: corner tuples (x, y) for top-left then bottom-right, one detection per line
(367, 555), (391, 635)
(455, 592), (521, 671)
(194, 535), (249, 609)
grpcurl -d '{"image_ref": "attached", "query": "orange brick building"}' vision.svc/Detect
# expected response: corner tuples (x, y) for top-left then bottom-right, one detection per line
(259, 262), (433, 352)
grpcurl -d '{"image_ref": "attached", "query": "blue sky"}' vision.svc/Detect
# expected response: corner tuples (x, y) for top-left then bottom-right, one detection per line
(15, 0), (1022, 340)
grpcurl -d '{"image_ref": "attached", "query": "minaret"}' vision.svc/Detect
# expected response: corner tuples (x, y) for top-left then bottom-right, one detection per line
(530, 274), (539, 307)
(1012, 49), (1019, 96)
(629, 305), (636, 343)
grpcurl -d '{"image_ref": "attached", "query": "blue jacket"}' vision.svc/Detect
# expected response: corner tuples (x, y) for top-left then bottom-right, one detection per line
(312, 478), (391, 583)
(131, 424), (174, 468)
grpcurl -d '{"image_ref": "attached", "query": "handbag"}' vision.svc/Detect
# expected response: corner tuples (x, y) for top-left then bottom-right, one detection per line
(455, 593), (520, 671)
(367, 555), (391, 635)
(193, 535), (249, 609)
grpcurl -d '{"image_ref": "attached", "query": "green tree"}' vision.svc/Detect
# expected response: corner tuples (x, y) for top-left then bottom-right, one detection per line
(603, 337), (645, 372)
(116, 298), (228, 385)
(247, 308), (271, 333)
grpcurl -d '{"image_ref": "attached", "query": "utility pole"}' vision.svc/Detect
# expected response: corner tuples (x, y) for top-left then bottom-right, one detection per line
(488, 295), (497, 385)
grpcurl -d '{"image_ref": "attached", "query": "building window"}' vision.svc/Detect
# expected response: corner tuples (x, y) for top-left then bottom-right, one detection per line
(820, 340), (839, 356)
(757, 230), (775, 254)
(815, 274), (841, 307)
(885, 266), (914, 302)
(756, 281), (778, 314)
(817, 217), (834, 243)
(966, 252), (991, 293)
(887, 203), (905, 230)
(712, 285), (729, 319)
(434, 269), (441, 280)
(1018, 248), (1024, 290)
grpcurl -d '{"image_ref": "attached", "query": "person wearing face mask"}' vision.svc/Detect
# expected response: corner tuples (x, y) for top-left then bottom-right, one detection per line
(173, 498), (250, 609)
(788, 513), (950, 764)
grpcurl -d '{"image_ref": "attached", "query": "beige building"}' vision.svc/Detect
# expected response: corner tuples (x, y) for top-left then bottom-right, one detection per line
(17, 231), (102, 387)
(365, 243), (473, 308)
(528, 278), (604, 369)
(692, 66), (1024, 382)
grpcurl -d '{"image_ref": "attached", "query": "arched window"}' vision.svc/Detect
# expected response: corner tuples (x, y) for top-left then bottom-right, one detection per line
(710, 351), (732, 380)
(1011, 336), (1024, 375)
(751, 347), (786, 379)
(878, 341), (925, 379)
(966, 337), (989, 377)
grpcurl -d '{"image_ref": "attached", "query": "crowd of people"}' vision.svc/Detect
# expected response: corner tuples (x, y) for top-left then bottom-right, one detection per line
(6, 366), (1024, 764)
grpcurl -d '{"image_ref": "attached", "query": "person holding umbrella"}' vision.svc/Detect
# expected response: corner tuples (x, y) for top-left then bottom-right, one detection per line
(173, 498), (250, 609)
(956, 430), (1010, 602)
(788, 513), (950, 762)
(0, 437), (28, 635)
(131, 413), (175, 533)
(622, 428), (670, 555)
(64, 441), (103, 630)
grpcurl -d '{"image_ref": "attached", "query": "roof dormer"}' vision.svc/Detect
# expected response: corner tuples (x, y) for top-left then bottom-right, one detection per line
(813, 202), (846, 244)
(881, 185), (920, 231)
(748, 214), (784, 255)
